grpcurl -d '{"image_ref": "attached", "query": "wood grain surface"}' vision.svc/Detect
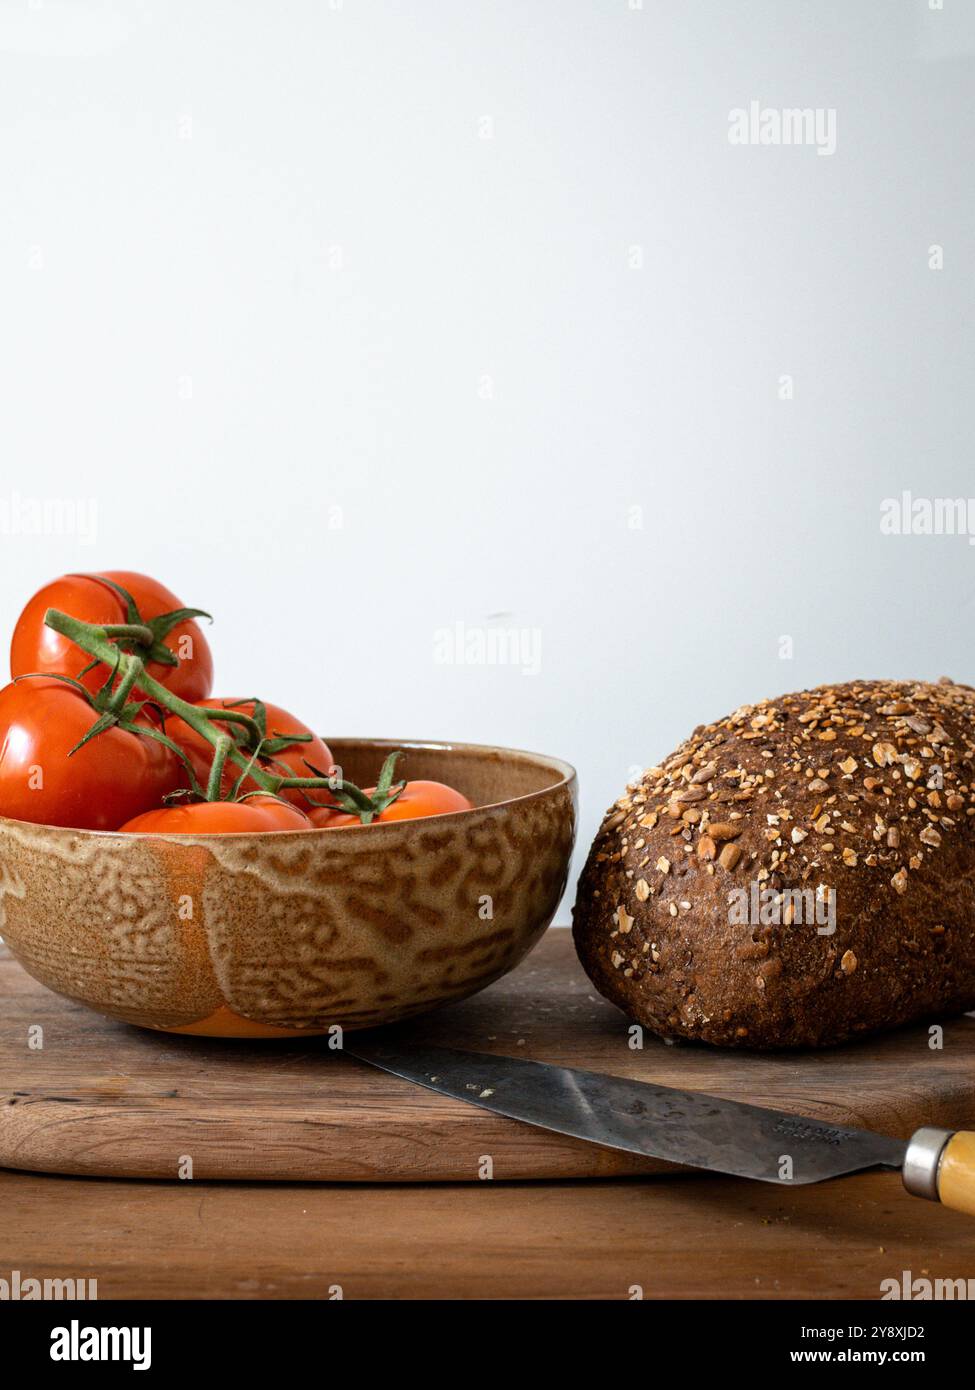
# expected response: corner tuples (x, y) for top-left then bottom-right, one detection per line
(2, 930), (974, 1182)
(3, 1167), (974, 1300)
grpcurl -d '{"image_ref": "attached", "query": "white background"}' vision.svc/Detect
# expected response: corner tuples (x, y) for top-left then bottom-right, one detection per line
(1, 0), (974, 912)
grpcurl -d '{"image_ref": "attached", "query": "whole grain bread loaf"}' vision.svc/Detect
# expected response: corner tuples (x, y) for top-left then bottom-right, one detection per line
(573, 678), (975, 1048)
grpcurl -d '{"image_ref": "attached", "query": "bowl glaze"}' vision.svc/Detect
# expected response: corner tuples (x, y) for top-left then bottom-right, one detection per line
(0, 739), (576, 1037)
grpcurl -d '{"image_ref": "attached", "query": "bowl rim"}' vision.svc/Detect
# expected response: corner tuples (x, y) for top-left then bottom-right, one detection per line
(0, 736), (577, 840)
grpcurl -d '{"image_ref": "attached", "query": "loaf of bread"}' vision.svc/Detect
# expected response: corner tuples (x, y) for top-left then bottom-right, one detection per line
(573, 679), (975, 1048)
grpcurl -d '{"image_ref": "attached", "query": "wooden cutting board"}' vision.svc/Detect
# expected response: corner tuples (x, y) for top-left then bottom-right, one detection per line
(2, 930), (974, 1182)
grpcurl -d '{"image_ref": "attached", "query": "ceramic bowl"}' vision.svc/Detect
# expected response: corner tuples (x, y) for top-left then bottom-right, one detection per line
(0, 738), (576, 1037)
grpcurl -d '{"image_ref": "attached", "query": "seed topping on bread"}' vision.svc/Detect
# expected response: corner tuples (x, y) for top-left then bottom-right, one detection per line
(590, 679), (975, 981)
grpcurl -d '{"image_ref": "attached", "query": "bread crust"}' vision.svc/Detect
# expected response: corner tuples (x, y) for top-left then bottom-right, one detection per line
(572, 679), (975, 1048)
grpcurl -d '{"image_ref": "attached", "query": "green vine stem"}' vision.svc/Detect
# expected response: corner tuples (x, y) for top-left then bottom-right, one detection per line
(106, 655), (143, 712)
(206, 735), (232, 801)
(42, 606), (371, 806)
(282, 775), (376, 813)
(195, 705), (264, 748)
(295, 752), (406, 823)
(100, 623), (156, 646)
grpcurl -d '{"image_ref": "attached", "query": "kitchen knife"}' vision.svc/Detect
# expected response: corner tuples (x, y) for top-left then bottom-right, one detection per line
(345, 1036), (975, 1215)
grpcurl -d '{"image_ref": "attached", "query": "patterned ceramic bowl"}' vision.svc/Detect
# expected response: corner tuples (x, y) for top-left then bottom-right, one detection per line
(0, 738), (576, 1037)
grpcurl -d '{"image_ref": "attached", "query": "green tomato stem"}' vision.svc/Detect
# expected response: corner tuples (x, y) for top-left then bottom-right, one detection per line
(279, 775), (372, 813)
(207, 735), (232, 802)
(101, 623), (155, 646)
(44, 607), (282, 793)
(42, 606), (378, 807)
(196, 705), (263, 748)
(106, 654), (143, 712)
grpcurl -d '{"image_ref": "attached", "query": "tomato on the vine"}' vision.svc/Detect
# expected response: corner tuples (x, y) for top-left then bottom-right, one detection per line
(307, 780), (472, 828)
(167, 698), (334, 808)
(120, 796), (311, 834)
(11, 571), (213, 704)
(2, 575), (471, 836)
(0, 678), (187, 831)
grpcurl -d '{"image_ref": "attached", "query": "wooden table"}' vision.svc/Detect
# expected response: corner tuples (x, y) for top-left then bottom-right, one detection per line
(4, 926), (975, 1299)
(2, 1166), (971, 1300)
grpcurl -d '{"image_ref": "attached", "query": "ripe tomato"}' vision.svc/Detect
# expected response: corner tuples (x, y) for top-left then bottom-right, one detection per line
(166, 699), (334, 807)
(307, 780), (472, 828)
(120, 796), (311, 834)
(0, 678), (187, 831)
(11, 571), (213, 704)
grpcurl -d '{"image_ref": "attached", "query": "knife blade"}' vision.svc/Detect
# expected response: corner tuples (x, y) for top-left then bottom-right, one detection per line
(344, 1036), (974, 1213)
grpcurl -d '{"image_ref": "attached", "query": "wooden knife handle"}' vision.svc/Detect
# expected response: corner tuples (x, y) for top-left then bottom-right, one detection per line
(936, 1132), (975, 1216)
(903, 1126), (975, 1215)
